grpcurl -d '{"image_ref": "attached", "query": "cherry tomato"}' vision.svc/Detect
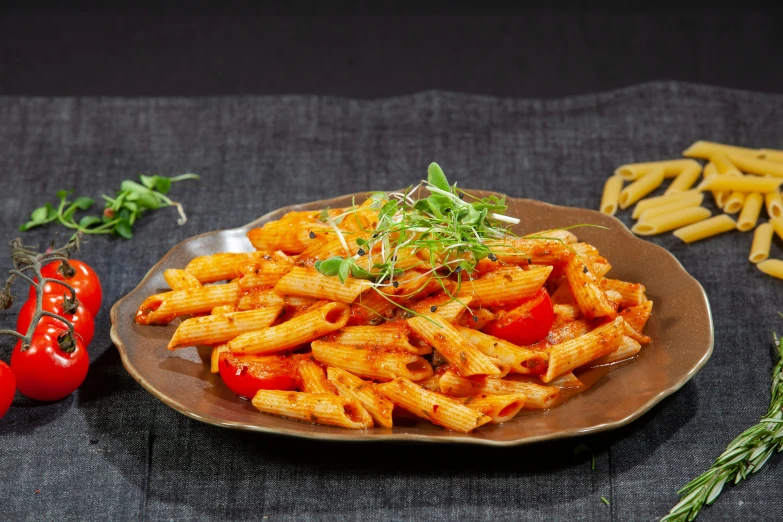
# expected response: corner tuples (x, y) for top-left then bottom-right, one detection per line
(0, 361), (15, 419)
(11, 324), (89, 402)
(482, 288), (554, 346)
(16, 294), (95, 347)
(219, 352), (299, 399)
(31, 260), (102, 317)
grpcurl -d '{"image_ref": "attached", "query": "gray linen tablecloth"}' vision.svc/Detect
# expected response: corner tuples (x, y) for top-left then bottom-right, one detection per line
(0, 82), (781, 521)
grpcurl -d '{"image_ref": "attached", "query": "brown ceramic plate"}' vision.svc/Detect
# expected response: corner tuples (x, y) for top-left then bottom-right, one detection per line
(110, 190), (713, 446)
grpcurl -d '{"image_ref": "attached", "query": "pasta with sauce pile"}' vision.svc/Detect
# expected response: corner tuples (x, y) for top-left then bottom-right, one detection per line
(136, 165), (652, 433)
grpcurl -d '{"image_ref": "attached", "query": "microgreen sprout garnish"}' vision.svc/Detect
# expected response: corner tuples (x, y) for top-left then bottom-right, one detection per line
(20, 173), (199, 240)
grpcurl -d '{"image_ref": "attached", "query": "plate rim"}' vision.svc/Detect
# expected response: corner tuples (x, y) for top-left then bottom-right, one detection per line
(110, 190), (714, 446)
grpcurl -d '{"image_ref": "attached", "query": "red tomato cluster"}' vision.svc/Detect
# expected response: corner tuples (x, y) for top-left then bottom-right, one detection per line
(1, 259), (101, 418)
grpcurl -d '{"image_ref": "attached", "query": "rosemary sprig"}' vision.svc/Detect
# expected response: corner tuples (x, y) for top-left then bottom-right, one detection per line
(661, 331), (783, 522)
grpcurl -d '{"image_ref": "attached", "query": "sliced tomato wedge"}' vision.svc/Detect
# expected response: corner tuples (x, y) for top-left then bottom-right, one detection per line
(482, 288), (554, 346)
(218, 352), (300, 399)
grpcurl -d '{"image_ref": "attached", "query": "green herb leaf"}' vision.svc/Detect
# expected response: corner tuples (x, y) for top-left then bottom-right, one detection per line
(115, 219), (133, 239)
(314, 257), (345, 277)
(154, 176), (172, 194)
(427, 162), (450, 192)
(79, 216), (103, 228)
(30, 206), (49, 222)
(72, 197), (95, 210)
(56, 189), (70, 200)
(140, 174), (157, 189)
(337, 259), (351, 284)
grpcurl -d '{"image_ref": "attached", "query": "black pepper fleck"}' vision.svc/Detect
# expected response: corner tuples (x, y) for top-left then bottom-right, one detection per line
(455, 266), (462, 273)
(583, 266), (589, 273)
(357, 248), (365, 256)
(473, 315), (479, 322)
(488, 253), (498, 262)
(430, 306), (438, 312)
(392, 281), (399, 288)
(309, 231), (316, 239)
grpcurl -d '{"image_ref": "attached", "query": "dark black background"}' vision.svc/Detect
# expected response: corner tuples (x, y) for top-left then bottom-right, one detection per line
(2, 2), (783, 98)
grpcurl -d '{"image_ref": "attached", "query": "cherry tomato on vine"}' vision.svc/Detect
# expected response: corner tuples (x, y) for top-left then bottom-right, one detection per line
(16, 293), (95, 347)
(11, 324), (89, 402)
(482, 288), (555, 346)
(31, 259), (102, 317)
(0, 361), (15, 419)
(218, 352), (299, 399)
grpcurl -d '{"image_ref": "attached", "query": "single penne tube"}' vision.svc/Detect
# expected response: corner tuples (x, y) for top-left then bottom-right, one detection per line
(553, 303), (581, 321)
(135, 282), (241, 325)
(737, 193), (764, 232)
(710, 154), (743, 176)
(547, 372), (583, 389)
(311, 340), (434, 382)
(274, 266), (372, 303)
(330, 323), (430, 355)
(749, 223), (774, 263)
(185, 251), (291, 284)
(682, 141), (760, 160)
(664, 161), (702, 195)
(631, 189), (701, 219)
(167, 305), (283, 349)
(524, 229), (578, 244)
(604, 289), (623, 308)
(759, 149), (783, 163)
(487, 237), (575, 265)
(416, 374), (443, 391)
(631, 206), (711, 236)
(765, 189), (783, 219)
(246, 215), (328, 254)
(564, 255), (617, 319)
(455, 326), (550, 374)
(459, 394), (527, 424)
(438, 370), (561, 410)
(600, 176), (624, 215)
(376, 378), (492, 433)
(619, 301), (653, 333)
(697, 175), (783, 194)
(296, 355), (335, 395)
(407, 313), (502, 376)
(411, 294), (475, 325)
(236, 288), (286, 311)
(702, 161), (725, 208)
(757, 259), (783, 280)
(326, 367), (394, 428)
(590, 335), (642, 366)
(251, 390), (373, 429)
(228, 302), (350, 355)
(571, 242), (599, 257)
(770, 217), (783, 241)
(728, 153), (783, 178)
(211, 304), (238, 315)
(637, 192), (704, 222)
(673, 214), (737, 243)
(621, 317), (651, 344)
(590, 256), (612, 278)
(548, 319), (592, 345)
(723, 192), (747, 215)
(543, 316), (624, 382)
(601, 278), (647, 308)
(619, 167), (665, 209)
(164, 269), (203, 290)
(463, 265), (553, 307)
(614, 159), (698, 180)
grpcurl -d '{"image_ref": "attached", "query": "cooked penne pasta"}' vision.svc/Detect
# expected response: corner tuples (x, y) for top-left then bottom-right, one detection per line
(737, 193), (764, 232)
(236, 288), (286, 311)
(697, 175), (783, 194)
(411, 294), (475, 324)
(765, 189), (783, 219)
(564, 256), (616, 319)
(251, 390), (373, 429)
(543, 317), (624, 382)
(275, 266), (372, 303)
(486, 238), (575, 265)
(673, 214), (737, 243)
(749, 223), (774, 263)
(330, 323), (430, 355)
(600, 176), (624, 215)
(664, 161), (702, 195)
(728, 153), (783, 178)
(637, 192), (704, 222)
(619, 167), (665, 209)
(311, 340), (434, 382)
(547, 372), (583, 389)
(459, 394), (527, 424)
(296, 355), (336, 395)
(228, 302), (350, 355)
(682, 141), (760, 160)
(756, 259), (783, 281)
(168, 306), (283, 349)
(601, 279), (646, 308)
(326, 367), (394, 428)
(590, 335), (642, 366)
(135, 282), (242, 325)
(455, 326), (550, 375)
(631, 190), (702, 219)
(631, 207), (711, 236)
(210, 344), (229, 374)
(619, 301), (653, 333)
(439, 370), (561, 410)
(376, 378), (492, 432)
(614, 159), (699, 181)
(464, 265), (553, 306)
(164, 269), (202, 290)
(525, 228), (578, 244)
(407, 313), (502, 376)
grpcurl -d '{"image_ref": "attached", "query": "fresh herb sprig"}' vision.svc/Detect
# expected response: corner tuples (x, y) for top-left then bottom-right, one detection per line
(20, 174), (199, 239)
(661, 331), (783, 522)
(313, 163), (520, 314)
